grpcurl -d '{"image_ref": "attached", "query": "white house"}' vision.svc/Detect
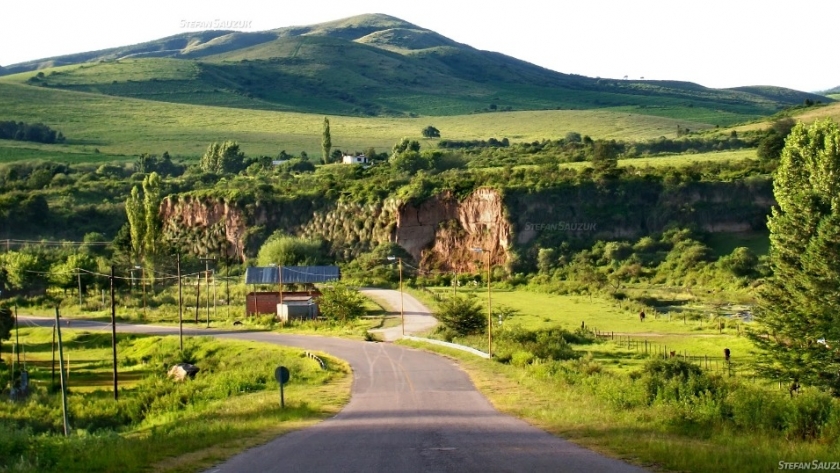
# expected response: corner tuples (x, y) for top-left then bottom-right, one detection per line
(342, 155), (369, 165)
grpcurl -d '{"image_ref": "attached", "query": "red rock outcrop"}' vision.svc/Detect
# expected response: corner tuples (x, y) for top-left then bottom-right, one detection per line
(394, 188), (511, 272)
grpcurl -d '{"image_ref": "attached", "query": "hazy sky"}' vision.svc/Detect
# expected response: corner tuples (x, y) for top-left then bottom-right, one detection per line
(2, 0), (837, 92)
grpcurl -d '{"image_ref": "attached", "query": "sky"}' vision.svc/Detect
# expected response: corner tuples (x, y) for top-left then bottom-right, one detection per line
(1, 0), (837, 92)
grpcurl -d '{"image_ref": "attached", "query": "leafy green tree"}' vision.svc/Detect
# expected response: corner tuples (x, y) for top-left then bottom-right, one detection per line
(200, 141), (245, 173)
(591, 140), (618, 175)
(0, 306), (13, 359)
(719, 247), (758, 277)
(142, 172), (162, 259)
(0, 251), (43, 291)
(125, 186), (146, 261)
(436, 295), (486, 336)
(537, 248), (556, 274)
(318, 284), (365, 322)
(757, 119), (796, 162)
(390, 151), (432, 174)
(392, 138), (421, 156)
(256, 233), (325, 266)
(421, 125), (440, 138)
(754, 119), (840, 393)
(322, 117), (332, 164)
(564, 131), (582, 143)
(49, 253), (97, 293)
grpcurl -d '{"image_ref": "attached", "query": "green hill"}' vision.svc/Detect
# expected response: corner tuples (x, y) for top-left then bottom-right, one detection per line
(0, 13), (831, 124)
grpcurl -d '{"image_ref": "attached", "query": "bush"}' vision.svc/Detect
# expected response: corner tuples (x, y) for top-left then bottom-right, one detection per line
(726, 386), (787, 432)
(783, 390), (835, 440)
(435, 296), (486, 336)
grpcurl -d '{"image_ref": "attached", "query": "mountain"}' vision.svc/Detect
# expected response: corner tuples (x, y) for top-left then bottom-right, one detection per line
(820, 85), (840, 95)
(0, 14), (830, 123)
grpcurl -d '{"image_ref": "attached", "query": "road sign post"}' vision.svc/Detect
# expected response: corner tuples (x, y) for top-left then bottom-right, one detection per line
(275, 366), (290, 408)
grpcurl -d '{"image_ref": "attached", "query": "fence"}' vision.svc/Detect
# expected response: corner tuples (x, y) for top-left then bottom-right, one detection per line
(589, 329), (745, 378)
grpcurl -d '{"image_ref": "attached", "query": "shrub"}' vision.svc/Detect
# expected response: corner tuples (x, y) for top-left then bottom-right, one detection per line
(435, 296), (486, 336)
(783, 390), (835, 440)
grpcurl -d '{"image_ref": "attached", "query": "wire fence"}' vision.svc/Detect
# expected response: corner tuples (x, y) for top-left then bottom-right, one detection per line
(589, 329), (746, 378)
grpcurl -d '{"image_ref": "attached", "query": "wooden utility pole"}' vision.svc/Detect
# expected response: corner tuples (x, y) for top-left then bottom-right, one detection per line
(110, 265), (118, 400)
(77, 271), (83, 309)
(399, 258), (404, 336)
(177, 253), (183, 351)
(199, 258), (214, 327)
(14, 305), (20, 374)
(194, 275), (200, 324)
(51, 322), (56, 391)
(55, 307), (70, 436)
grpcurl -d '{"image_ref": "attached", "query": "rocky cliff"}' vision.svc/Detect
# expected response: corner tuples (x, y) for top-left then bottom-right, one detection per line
(160, 196), (249, 261)
(394, 189), (511, 272)
(159, 178), (774, 269)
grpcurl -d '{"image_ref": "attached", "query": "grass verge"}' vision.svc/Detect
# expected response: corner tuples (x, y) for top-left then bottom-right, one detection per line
(0, 328), (351, 472)
(398, 339), (840, 473)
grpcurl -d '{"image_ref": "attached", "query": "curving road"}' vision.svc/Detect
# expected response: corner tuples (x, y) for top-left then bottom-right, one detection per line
(361, 287), (438, 341)
(18, 297), (647, 473)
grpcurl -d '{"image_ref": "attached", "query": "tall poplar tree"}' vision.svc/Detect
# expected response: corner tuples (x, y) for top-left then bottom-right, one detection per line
(125, 186), (146, 261)
(142, 172), (162, 259)
(322, 117), (332, 164)
(754, 119), (840, 393)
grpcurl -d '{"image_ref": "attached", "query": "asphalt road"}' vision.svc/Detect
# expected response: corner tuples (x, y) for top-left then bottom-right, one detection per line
(17, 303), (647, 473)
(361, 287), (439, 341)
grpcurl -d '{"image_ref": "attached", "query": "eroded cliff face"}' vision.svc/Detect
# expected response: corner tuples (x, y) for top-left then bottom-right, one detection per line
(160, 196), (249, 261)
(159, 179), (773, 270)
(395, 189), (511, 272)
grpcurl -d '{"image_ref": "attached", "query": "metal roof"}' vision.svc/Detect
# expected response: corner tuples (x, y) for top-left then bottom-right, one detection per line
(245, 266), (340, 285)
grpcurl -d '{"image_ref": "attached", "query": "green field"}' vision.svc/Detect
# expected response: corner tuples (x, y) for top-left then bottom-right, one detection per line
(0, 81), (720, 162)
(418, 287), (756, 370)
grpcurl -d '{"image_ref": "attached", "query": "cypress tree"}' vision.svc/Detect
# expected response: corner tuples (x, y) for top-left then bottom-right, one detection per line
(322, 117), (332, 164)
(753, 119), (840, 393)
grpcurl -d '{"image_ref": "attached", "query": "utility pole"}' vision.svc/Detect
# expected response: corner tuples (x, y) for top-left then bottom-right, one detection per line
(77, 271), (83, 309)
(399, 258), (404, 336)
(213, 269), (217, 322)
(177, 253), (183, 351)
(55, 307), (70, 436)
(387, 256), (404, 336)
(110, 265), (118, 400)
(51, 322), (56, 392)
(199, 258), (214, 327)
(194, 275), (201, 324)
(14, 304), (19, 376)
(134, 265), (146, 319)
(471, 248), (492, 358)
(486, 251), (492, 358)
(225, 263), (230, 319)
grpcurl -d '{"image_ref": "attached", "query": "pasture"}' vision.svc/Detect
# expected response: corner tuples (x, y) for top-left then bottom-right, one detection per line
(0, 81), (716, 163)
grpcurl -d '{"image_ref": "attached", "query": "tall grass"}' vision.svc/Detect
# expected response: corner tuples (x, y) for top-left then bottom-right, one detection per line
(0, 330), (351, 472)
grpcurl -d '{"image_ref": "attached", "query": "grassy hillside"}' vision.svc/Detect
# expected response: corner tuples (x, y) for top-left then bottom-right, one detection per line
(0, 82), (717, 162)
(1, 14), (829, 124)
(732, 102), (840, 133)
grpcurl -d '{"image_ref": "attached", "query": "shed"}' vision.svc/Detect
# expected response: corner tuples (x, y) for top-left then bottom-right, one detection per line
(244, 266), (340, 316)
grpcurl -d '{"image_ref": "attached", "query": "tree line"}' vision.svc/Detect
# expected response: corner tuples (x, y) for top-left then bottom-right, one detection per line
(0, 121), (65, 144)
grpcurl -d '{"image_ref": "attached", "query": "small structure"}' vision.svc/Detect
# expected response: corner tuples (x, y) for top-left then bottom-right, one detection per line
(277, 294), (318, 322)
(342, 155), (369, 165)
(244, 266), (340, 318)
